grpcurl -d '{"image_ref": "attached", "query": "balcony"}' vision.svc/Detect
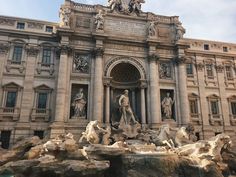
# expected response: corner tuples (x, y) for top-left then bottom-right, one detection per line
(5, 60), (26, 73)
(31, 108), (51, 122)
(190, 113), (202, 125)
(36, 62), (54, 75)
(230, 114), (236, 125)
(0, 107), (20, 121)
(209, 114), (223, 125)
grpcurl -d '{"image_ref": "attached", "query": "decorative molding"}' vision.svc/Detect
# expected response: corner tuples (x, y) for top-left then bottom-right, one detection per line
(26, 45), (40, 57)
(0, 43), (10, 55)
(196, 62), (204, 71)
(27, 22), (44, 30)
(0, 18), (16, 26)
(174, 56), (187, 65)
(93, 47), (104, 57)
(215, 65), (224, 73)
(58, 45), (73, 55)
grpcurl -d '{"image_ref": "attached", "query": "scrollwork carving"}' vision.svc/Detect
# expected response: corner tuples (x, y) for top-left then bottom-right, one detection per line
(0, 43), (10, 55)
(196, 62), (205, 71)
(215, 65), (224, 73)
(93, 47), (104, 57)
(148, 54), (159, 62)
(26, 45), (40, 57)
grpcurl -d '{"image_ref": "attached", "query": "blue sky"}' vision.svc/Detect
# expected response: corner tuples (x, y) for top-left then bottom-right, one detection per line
(0, 0), (236, 43)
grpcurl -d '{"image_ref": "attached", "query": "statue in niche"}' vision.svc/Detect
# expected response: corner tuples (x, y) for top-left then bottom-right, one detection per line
(159, 63), (172, 79)
(175, 22), (186, 41)
(148, 21), (157, 37)
(118, 90), (138, 125)
(161, 92), (174, 119)
(59, 7), (71, 27)
(72, 88), (87, 118)
(95, 10), (104, 30)
(73, 55), (89, 73)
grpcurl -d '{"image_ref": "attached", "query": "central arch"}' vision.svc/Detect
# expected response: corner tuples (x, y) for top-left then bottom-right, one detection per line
(104, 57), (147, 124)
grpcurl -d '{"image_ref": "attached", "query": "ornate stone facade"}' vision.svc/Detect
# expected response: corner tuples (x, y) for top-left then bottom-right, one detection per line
(0, 0), (236, 149)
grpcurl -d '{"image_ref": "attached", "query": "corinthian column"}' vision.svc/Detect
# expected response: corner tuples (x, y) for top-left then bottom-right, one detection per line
(140, 80), (147, 125)
(148, 54), (161, 125)
(54, 45), (71, 123)
(176, 56), (189, 125)
(93, 47), (104, 123)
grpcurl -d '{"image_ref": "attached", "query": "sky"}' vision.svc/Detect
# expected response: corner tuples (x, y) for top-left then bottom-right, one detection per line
(0, 0), (235, 43)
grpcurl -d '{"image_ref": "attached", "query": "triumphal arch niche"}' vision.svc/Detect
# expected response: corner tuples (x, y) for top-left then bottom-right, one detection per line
(56, 0), (189, 133)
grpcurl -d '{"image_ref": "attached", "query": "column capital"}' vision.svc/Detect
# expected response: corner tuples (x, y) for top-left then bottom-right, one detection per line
(0, 43), (10, 55)
(215, 64), (224, 73)
(196, 62), (205, 71)
(58, 44), (73, 55)
(140, 80), (148, 89)
(26, 44), (40, 57)
(148, 54), (159, 62)
(174, 56), (187, 65)
(103, 77), (112, 86)
(93, 47), (104, 57)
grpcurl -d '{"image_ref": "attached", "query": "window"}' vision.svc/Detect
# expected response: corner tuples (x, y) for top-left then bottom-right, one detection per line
(206, 64), (214, 78)
(231, 102), (236, 116)
(0, 131), (11, 149)
(45, 26), (53, 32)
(12, 46), (23, 63)
(211, 101), (219, 115)
(189, 99), (198, 115)
(186, 63), (194, 76)
(16, 22), (25, 29)
(37, 92), (48, 109)
(204, 44), (209, 50)
(223, 46), (228, 52)
(225, 66), (233, 80)
(5, 91), (17, 108)
(42, 48), (51, 66)
(34, 131), (44, 139)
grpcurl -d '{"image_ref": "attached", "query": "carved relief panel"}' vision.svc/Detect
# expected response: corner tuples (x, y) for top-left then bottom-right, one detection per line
(72, 53), (90, 74)
(159, 62), (172, 79)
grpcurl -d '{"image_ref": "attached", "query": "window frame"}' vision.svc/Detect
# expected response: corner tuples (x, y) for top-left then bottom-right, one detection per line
(41, 48), (52, 67)
(225, 65), (233, 80)
(16, 22), (25, 29)
(205, 63), (214, 78)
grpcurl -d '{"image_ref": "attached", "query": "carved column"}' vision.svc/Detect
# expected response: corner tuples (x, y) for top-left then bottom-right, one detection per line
(19, 45), (40, 122)
(131, 89), (136, 113)
(93, 47), (104, 123)
(140, 80), (147, 125)
(148, 54), (161, 125)
(104, 78), (111, 124)
(54, 45), (71, 123)
(176, 57), (190, 125)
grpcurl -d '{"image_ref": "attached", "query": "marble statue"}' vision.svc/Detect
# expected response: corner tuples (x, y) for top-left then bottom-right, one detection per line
(59, 7), (71, 27)
(174, 127), (190, 147)
(175, 22), (186, 41)
(72, 88), (87, 118)
(108, 0), (121, 12)
(148, 21), (157, 37)
(129, 0), (145, 14)
(79, 120), (100, 144)
(95, 10), (104, 30)
(161, 93), (174, 119)
(97, 125), (112, 145)
(118, 90), (138, 125)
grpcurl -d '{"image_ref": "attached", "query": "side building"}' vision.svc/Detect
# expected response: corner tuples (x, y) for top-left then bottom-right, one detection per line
(0, 0), (236, 148)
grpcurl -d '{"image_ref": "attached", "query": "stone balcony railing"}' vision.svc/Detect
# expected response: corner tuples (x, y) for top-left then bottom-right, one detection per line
(209, 114), (223, 125)
(36, 62), (55, 75)
(31, 108), (51, 122)
(5, 60), (26, 73)
(190, 113), (202, 125)
(0, 107), (20, 121)
(230, 114), (236, 125)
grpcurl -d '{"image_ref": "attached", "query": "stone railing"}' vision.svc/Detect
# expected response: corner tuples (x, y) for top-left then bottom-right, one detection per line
(0, 107), (20, 121)
(209, 114), (223, 125)
(36, 62), (55, 75)
(31, 108), (51, 122)
(5, 60), (26, 73)
(230, 114), (236, 125)
(73, 2), (95, 12)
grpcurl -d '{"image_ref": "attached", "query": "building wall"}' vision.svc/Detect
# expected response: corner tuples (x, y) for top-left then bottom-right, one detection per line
(0, 1), (236, 148)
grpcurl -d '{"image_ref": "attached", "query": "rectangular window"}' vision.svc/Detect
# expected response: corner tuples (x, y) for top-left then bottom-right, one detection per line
(211, 101), (219, 115)
(206, 64), (214, 78)
(204, 44), (209, 50)
(231, 102), (236, 116)
(16, 22), (25, 29)
(225, 66), (233, 80)
(223, 46), (228, 52)
(37, 93), (48, 109)
(0, 131), (11, 149)
(5, 91), (17, 108)
(45, 26), (53, 32)
(186, 63), (194, 76)
(34, 131), (44, 139)
(42, 48), (51, 66)
(12, 46), (23, 63)
(189, 99), (198, 114)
